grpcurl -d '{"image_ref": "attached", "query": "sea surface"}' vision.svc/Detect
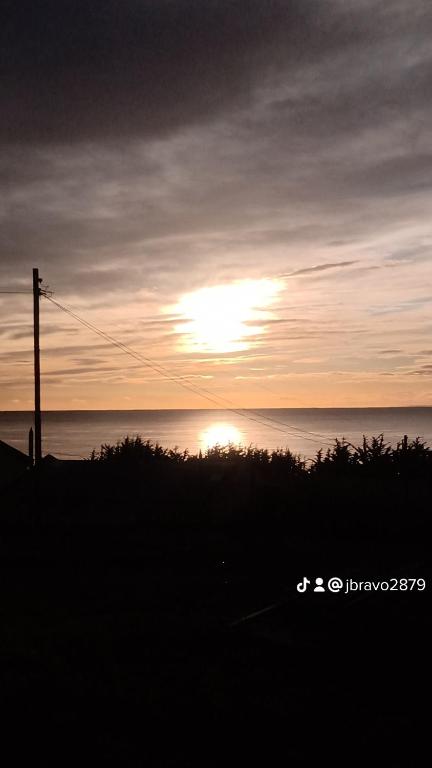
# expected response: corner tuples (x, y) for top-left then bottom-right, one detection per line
(1, 408), (432, 461)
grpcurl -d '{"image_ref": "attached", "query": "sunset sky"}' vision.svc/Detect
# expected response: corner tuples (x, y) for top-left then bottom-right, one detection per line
(1, 0), (432, 410)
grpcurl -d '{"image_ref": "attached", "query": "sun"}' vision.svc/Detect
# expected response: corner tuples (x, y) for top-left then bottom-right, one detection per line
(174, 279), (282, 353)
(200, 423), (242, 450)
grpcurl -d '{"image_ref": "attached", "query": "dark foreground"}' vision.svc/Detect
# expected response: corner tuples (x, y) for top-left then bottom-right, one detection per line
(0, 439), (430, 765)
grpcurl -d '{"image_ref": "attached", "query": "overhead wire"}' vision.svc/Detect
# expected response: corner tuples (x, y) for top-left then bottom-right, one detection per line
(180, 383), (334, 445)
(45, 296), (301, 443)
(0, 283), (334, 448)
(43, 294), (334, 448)
(189, 386), (333, 443)
(44, 294), (333, 447)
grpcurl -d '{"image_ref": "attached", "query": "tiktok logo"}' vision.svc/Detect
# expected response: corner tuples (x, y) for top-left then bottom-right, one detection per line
(297, 577), (311, 593)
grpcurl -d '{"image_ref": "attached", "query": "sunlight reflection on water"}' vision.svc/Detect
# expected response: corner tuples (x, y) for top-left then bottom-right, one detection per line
(2, 409), (432, 462)
(200, 423), (242, 451)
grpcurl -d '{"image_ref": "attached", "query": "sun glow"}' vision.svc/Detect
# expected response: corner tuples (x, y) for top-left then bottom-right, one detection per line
(200, 423), (243, 450)
(174, 279), (282, 353)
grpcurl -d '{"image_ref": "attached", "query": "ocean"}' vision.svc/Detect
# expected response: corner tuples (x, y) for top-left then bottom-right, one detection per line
(1, 408), (432, 461)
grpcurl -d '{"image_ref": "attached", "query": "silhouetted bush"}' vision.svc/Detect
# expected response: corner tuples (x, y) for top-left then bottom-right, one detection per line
(89, 433), (431, 479)
(90, 436), (189, 464)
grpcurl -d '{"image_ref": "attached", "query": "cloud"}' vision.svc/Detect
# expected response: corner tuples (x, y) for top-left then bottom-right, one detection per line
(385, 245), (431, 263)
(409, 365), (432, 376)
(1, 1), (432, 408)
(283, 261), (357, 278)
(4, 1), (430, 147)
(2, 0), (324, 146)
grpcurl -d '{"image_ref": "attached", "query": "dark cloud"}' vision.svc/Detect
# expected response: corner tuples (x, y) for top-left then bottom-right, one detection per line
(271, 54), (432, 141)
(43, 364), (139, 377)
(349, 153), (432, 197)
(0, 343), (110, 361)
(386, 245), (431, 262)
(1, 0), (431, 297)
(0, 323), (78, 341)
(2, 0), (325, 145)
(409, 365), (432, 376)
(4, 0), (427, 146)
(284, 261), (357, 277)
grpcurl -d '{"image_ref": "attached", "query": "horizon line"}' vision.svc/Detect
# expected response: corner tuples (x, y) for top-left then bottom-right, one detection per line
(1, 405), (432, 414)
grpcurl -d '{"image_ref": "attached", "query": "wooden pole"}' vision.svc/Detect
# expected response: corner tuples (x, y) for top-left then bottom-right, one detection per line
(33, 268), (42, 465)
(28, 427), (34, 466)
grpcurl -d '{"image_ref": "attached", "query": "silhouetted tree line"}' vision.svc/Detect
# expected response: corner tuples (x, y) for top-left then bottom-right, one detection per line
(89, 433), (432, 478)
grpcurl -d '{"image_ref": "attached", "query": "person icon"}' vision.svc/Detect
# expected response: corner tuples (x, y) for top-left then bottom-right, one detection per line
(314, 577), (325, 592)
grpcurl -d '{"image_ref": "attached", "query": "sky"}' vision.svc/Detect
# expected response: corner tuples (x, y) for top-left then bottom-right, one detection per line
(1, 0), (432, 410)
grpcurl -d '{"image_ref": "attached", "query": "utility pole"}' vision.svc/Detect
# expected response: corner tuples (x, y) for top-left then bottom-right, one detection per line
(33, 268), (42, 465)
(28, 427), (34, 466)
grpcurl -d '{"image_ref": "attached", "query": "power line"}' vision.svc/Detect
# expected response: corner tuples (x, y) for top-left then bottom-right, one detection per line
(45, 296), (296, 442)
(45, 296), (242, 408)
(44, 294), (333, 447)
(43, 294), (333, 448)
(189, 386), (333, 443)
(181, 382), (334, 445)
